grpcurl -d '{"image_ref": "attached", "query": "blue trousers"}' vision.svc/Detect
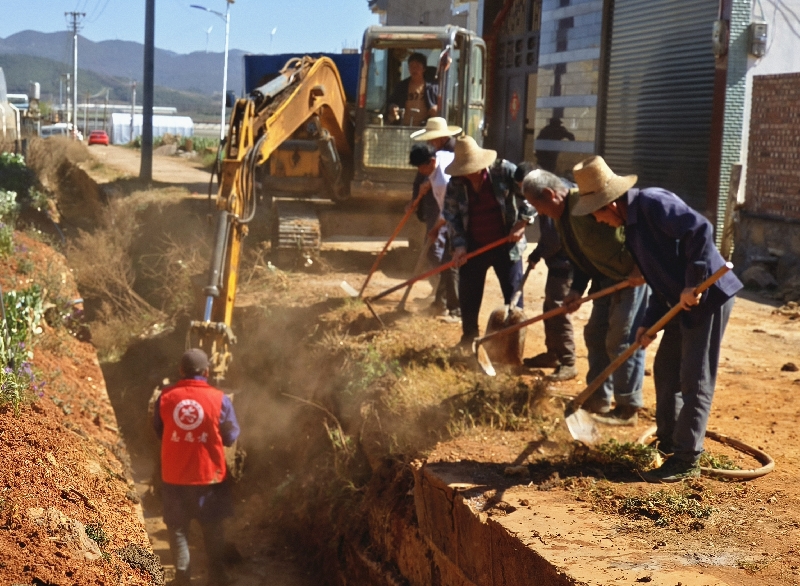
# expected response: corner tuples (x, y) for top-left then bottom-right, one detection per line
(653, 296), (734, 463)
(582, 279), (649, 411)
(458, 245), (523, 339)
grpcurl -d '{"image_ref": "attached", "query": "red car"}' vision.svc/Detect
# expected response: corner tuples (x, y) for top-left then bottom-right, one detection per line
(88, 130), (109, 146)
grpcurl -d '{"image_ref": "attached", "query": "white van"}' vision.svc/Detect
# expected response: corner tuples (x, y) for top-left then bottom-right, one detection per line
(40, 123), (83, 140)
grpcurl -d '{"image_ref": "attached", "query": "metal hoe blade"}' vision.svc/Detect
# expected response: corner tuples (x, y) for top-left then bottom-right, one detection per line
(564, 408), (603, 446)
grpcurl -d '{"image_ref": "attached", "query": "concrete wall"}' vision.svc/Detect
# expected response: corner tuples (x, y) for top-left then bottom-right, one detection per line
(374, 0), (471, 29)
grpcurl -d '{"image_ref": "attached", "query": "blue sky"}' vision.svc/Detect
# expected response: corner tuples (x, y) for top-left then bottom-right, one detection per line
(0, 0), (380, 55)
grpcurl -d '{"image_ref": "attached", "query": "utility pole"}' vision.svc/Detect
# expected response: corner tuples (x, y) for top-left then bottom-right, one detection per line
(130, 81), (137, 143)
(84, 91), (89, 135)
(59, 75), (64, 121)
(140, 0), (155, 182)
(65, 11), (85, 140)
(64, 73), (70, 125)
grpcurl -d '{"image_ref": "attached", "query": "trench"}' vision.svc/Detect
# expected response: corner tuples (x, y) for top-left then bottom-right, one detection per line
(33, 144), (629, 586)
(34, 143), (436, 586)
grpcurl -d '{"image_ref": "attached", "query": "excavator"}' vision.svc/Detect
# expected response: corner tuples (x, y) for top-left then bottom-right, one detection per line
(189, 25), (487, 381)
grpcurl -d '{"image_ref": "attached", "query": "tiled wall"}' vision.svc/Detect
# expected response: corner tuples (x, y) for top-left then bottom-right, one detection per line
(716, 0), (751, 240)
(533, 0), (603, 174)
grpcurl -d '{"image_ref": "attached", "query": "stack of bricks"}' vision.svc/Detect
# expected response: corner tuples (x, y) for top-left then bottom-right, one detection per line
(745, 72), (800, 220)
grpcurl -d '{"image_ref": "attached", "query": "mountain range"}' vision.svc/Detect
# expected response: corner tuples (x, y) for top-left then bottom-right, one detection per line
(0, 31), (245, 98)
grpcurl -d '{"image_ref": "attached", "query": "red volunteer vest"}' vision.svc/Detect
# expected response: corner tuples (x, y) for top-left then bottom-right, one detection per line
(159, 379), (226, 485)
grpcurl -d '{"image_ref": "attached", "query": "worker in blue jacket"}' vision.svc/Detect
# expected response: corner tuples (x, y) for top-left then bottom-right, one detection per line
(571, 156), (743, 483)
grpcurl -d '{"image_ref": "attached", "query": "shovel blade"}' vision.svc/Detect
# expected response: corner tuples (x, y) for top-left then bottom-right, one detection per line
(340, 280), (359, 297)
(475, 343), (496, 376)
(565, 409), (603, 446)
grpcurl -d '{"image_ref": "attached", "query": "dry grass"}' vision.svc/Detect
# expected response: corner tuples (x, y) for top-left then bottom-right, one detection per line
(67, 197), (164, 361)
(25, 137), (90, 188)
(138, 232), (209, 318)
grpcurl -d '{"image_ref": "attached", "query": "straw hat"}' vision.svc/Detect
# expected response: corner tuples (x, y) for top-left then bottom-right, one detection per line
(410, 117), (462, 141)
(570, 156), (637, 216)
(444, 136), (496, 177)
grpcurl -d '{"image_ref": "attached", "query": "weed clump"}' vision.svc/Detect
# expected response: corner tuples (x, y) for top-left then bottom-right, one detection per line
(0, 285), (46, 413)
(619, 487), (715, 527)
(699, 451), (740, 470)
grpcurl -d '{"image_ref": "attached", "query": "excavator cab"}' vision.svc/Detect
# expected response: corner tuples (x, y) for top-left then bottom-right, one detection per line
(350, 26), (486, 204)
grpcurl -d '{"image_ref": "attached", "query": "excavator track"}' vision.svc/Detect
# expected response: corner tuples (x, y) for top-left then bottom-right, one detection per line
(271, 200), (321, 260)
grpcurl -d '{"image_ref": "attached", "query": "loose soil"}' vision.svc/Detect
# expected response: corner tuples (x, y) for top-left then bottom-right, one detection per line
(5, 140), (800, 585)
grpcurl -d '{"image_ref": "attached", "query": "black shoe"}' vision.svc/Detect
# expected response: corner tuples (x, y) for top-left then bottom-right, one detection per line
(640, 457), (700, 483)
(523, 352), (559, 368)
(455, 334), (477, 350)
(591, 405), (639, 426)
(547, 363), (577, 381)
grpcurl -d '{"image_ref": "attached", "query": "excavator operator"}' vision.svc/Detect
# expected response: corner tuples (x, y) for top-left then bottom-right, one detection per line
(387, 52), (439, 126)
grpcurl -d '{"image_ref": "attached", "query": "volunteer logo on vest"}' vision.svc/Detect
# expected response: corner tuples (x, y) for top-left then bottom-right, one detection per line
(173, 399), (205, 430)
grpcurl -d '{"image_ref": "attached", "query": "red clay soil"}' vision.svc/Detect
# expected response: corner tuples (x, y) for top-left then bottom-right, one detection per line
(0, 232), (160, 586)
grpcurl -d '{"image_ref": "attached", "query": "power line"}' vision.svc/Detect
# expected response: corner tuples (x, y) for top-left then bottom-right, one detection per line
(87, 0), (113, 23)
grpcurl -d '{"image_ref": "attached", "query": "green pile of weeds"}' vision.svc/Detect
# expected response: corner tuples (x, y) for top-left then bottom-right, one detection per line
(699, 451), (740, 470)
(570, 477), (716, 529)
(619, 486), (716, 527)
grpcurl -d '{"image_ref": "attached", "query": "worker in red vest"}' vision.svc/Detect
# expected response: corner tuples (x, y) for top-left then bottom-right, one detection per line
(154, 348), (240, 586)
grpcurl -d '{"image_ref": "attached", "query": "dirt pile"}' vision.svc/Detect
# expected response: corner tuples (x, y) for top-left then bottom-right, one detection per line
(0, 232), (160, 585)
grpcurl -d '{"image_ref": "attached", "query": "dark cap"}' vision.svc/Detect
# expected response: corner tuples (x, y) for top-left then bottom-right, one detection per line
(180, 348), (209, 376)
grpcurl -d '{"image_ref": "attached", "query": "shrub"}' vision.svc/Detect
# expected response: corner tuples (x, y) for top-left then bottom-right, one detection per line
(0, 286), (45, 414)
(0, 152), (34, 196)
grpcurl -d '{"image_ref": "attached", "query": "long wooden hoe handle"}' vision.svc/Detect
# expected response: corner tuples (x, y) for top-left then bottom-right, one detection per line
(567, 262), (733, 413)
(397, 218), (447, 310)
(367, 235), (514, 304)
(359, 188), (427, 297)
(474, 277), (637, 348)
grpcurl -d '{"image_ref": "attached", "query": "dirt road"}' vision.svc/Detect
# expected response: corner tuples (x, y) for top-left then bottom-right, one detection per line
(87, 144), (213, 194)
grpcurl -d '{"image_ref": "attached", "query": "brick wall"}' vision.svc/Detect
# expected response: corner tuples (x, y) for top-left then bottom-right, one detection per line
(745, 72), (800, 220)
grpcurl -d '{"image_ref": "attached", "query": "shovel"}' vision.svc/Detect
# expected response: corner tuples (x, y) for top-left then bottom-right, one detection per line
(564, 262), (733, 445)
(479, 261), (535, 368)
(396, 218), (447, 312)
(475, 277), (638, 376)
(343, 184), (429, 298)
(365, 234), (514, 326)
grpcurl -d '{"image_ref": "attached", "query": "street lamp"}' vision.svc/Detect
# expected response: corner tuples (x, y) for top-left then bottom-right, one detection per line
(191, 0), (234, 144)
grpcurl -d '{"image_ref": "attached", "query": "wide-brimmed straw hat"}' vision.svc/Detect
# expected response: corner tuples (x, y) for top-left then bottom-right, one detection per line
(571, 156), (637, 216)
(445, 136), (496, 177)
(410, 117), (462, 141)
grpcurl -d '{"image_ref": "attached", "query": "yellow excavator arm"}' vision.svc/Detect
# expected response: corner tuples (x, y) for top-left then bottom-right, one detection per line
(190, 56), (351, 382)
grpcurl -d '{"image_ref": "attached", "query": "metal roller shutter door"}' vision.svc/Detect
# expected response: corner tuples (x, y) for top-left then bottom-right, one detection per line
(603, 0), (718, 209)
